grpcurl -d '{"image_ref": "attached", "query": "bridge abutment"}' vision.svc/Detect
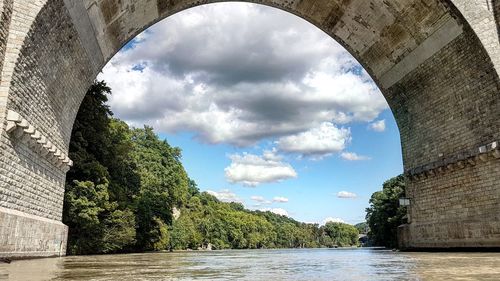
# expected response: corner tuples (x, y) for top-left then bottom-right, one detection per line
(401, 155), (500, 249)
(0, 207), (67, 259)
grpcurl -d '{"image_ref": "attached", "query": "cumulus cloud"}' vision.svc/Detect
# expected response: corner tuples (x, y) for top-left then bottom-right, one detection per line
(251, 196), (266, 202)
(207, 189), (243, 203)
(276, 122), (350, 158)
(250, 195), (272, 205)
(336, 191), (358, 199)
(340, 152), (371, 161)
(99, 3), (387, 148)
(323, 217), (345, 225)
(224, 150), (297, 186)
(272, 196), (289, 203)
(369, 120), (386, 132)
(261, 208), (289, 217)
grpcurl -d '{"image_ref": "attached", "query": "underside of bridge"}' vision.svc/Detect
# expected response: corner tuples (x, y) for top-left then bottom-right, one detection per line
(0, 0), (499, 258)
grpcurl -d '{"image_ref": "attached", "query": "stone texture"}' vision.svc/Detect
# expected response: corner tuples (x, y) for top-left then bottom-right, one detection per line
(0, 206), (67, 258)
(0, 0), (14, 84)
(452, 0), (500, 75)
(0, 0), (498, 257)
(0, 1), (48, 131)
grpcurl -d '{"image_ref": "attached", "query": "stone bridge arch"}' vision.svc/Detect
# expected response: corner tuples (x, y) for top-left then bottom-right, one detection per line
(0, 0), (499, 258)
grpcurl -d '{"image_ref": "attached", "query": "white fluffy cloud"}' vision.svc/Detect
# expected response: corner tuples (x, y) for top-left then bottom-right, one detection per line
(261, 208), (289, 217)
(250, 196), (272, 205)
(224, 150), (297, 186)
(273, 196), (289, 203)
(99, 3), (387, 150)
(207, 189), (243, 203)
(336, 191), (358, 199)
(323, 217), (345, 225)
(276, 122), (351, 158)
(369, 120), (386, 132)
(340, 152), (371, 161)
(251, 196), (266, 202)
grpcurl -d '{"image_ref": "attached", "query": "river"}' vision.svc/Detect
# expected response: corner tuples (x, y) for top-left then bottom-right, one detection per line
(1, 248), (500, 280)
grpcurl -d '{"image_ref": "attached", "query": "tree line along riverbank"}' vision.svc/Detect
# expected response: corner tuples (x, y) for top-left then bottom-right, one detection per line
(63, 81), (406, 255)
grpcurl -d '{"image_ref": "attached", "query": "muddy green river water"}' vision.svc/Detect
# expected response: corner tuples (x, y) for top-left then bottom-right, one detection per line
(1, 248), (500, 280)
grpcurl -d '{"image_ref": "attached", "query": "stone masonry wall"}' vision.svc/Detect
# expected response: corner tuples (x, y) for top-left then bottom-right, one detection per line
(0, 0), (48, 129)
(496, 0), (500, 32)
(406, 159), (500, 247)
(0, 0), (95, 221)
(387, 24), (500, 247)
(388, 27), (500, 169)
(451, 0), (500, 75)
(0, 206), (67, 258)
(0, 0), (14, 83)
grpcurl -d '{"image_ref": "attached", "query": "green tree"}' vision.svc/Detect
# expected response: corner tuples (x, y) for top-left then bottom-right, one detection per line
(135, 190), (173, 250)
(365, 175), (407, 248)
(102, 208), (137, 253)
(323, 222), (359, 247)
(151, 217), (171, 251)
(65, 81), (140, 205)
(276, 223), (298, 248)
(64, 81), (137, 254)
(131, 126), (189, 207)
(107, 119), (140, 205)
(64, 181), (136, 254)
(170, 214), (202, 250)
(354, 222), (368, 234)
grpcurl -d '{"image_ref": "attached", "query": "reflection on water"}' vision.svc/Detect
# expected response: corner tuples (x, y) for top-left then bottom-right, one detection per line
(1, 248), (500, 281)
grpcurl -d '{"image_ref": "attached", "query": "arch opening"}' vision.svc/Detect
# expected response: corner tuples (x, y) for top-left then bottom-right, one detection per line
(60, 2), (404, 253)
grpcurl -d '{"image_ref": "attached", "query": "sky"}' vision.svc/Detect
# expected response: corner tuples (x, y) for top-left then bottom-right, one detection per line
(97, 3), (403, 225)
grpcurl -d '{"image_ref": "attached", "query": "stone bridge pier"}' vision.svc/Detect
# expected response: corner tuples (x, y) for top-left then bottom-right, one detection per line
(0, 0), (499, 257)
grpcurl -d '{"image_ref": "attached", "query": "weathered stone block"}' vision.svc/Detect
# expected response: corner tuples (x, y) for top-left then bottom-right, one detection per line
(0, 207), (67, 258)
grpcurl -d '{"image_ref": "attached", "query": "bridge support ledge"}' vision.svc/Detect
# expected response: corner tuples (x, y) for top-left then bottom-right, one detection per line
(0, 207), (68, 259)
(398, 221), (500, 251)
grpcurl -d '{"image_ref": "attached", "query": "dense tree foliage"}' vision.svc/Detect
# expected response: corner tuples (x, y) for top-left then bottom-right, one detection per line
(168, 193), (347, 250)
(365, 175), (407, 248)
(130, 125), (189, 250)
(64, 82), (139, 254)
(354, 222), (368, 234)
(63, 81), (360, 254)
(169, 193), (365, 250)
(322, 222), (359, 247)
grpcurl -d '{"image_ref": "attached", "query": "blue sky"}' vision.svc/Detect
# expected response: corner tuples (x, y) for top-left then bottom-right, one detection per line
(98, 3), (403, 225)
